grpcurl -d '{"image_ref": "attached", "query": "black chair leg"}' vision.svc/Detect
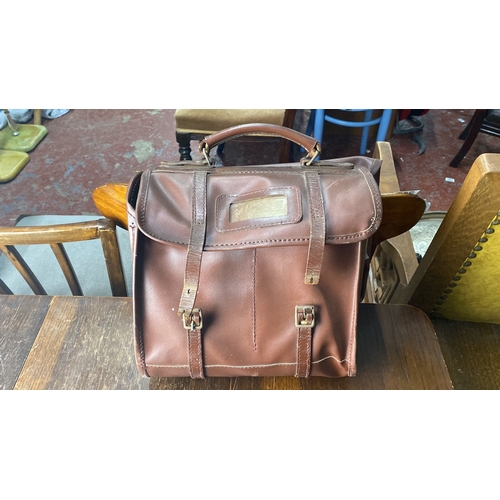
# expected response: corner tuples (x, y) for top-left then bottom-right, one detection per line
(450, 110), (488, 167)
(176, 132), (192, 161)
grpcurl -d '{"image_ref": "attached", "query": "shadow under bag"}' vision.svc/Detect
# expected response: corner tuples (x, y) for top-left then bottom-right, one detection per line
(127, 124), (382, 379)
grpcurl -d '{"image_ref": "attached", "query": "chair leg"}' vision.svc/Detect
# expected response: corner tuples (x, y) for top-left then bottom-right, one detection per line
(313, 109), (325, 144)
(360, 110), (373, 155)
(33, 109), (42, 126)
(312, 109), (325, 160)
(176, 132), (192, 161)
(450, 109), (488, 167)
(376, 109), (393, 142)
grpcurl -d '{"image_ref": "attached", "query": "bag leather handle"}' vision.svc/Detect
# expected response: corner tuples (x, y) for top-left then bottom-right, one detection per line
(199, 123), (321, 165)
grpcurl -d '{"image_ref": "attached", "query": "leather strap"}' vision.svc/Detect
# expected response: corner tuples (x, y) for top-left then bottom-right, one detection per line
(178, 170), (208, 316)
(295, 306), (314, 378)
(177, 171), (207, 379)
(187, 315), (205, 379)
(296, 327), (312, 377)
(304, 171), (326, 285)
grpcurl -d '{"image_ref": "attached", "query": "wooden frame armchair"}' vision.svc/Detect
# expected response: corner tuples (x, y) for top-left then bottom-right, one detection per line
(371, 153), (500, 323)
(369, 152), (500, 389)
(0, 218), (127, 296)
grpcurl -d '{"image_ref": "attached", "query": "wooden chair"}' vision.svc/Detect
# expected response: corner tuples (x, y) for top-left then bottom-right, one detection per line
(0, 218), (127, 296)
(313, 109), (393, 155)
(369, 153), (500, 389)
(369, 142), (423, 303)
(450, 109), (500, 167)
(174, 109), (297, 162)
(371, 153), (500, 321)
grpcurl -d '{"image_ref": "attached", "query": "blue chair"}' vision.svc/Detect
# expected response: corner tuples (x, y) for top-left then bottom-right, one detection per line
(313, 109), (393, 155)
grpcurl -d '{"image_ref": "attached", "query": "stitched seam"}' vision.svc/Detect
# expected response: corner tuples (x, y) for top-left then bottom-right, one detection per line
(312, 355), (349, 365)
(153, 168), (361, 175)
(359, 167), (382, 232)
(252, 248), (257, 351)
(146, 356), (348, 369)
(347, 242), (362, 375)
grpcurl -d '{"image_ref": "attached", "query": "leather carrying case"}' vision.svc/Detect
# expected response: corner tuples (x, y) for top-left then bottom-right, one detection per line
(127, 124), (382, 379)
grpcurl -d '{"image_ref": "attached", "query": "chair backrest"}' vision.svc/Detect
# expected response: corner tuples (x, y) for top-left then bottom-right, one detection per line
(0, 218), (127, 296)
(382, 153), (500, 323)
(450, 110), (500, 167)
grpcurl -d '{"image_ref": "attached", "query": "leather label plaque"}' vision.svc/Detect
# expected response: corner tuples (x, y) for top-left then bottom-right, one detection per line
(229, 195), (288, 222)
(215, 186), (302, 233)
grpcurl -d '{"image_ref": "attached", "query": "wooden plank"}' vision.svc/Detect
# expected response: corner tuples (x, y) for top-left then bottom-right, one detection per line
(0, 295), (53, 389)
(15, 296), (146, 390)
(151, 304), (452, 390)
(92, 183), (128, 230)
(374, 141), (403, 194)
(6, 296), (451, 390)
(433, 318), (500, 390)
(373, 142), (420, 287)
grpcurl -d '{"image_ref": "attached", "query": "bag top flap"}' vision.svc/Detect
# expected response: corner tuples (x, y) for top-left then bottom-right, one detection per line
(134, 158), (382, 250)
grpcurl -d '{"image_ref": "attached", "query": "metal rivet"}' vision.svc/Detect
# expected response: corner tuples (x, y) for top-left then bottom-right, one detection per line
(492, 220), (500, 225)
(485, 228), (495, 234)
(437, 300), (445, 305)
(453, 276), (461, 281)
(474, 246), (483, 252)
(479, 237), (488, 243)
(468, 253), (477, 259)
(440, 295), (448, 300)
(458, 269), (467, 274)
(464, 261), (472, 267)
(445, 289), (453, 294)
(449, 283), (457, 288)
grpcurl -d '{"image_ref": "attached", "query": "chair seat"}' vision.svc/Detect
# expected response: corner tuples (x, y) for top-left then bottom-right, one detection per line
(175, 109), (286, 134)
(0, 124), (47, 152)
(0, 150), (30, 183)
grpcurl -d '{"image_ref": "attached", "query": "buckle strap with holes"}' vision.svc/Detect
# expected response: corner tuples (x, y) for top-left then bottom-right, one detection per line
(304, 171), (326, 285)
(178, 170), (208, 318)
(295, 306), (315, 378)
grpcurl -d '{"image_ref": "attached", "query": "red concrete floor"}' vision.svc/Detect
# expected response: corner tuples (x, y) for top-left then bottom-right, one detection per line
(1, 109), (499, 227)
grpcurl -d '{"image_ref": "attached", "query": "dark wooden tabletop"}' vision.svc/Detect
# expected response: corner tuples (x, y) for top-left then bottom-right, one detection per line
(0, 295), (453, 390)
(432, 317), (500, 390)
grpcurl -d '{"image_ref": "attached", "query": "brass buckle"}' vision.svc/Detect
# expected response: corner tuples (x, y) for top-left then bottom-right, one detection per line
(295, 305), (315, 327)
(300, 144), (321, 166)
(182, 308), (203, 330)
(200, 143), (214, 166)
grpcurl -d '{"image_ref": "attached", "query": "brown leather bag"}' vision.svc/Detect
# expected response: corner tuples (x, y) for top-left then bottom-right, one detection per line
(127, 124), (382, 379)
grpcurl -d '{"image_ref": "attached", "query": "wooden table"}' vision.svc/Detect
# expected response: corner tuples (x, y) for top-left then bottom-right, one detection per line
(0, 295), (452, 390)
(432, 318), (500, 390)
